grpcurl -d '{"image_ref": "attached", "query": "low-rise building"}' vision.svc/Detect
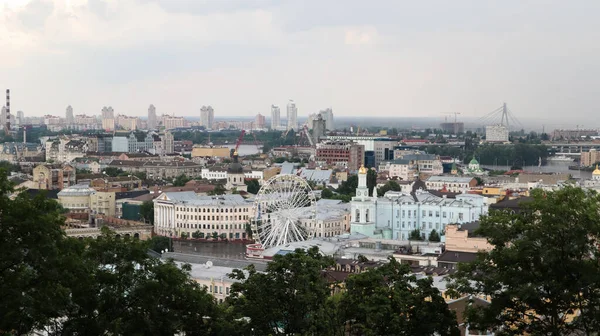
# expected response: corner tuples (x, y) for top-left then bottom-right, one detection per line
(426, 176), (477, 193)
(153, 192), (254, 239)
(316, 140), (364, 171)
(33, 163), (76, 190)
(300, 199), (350, 238)
(107, 160), (202, 179)
(444, 222), (493, 253)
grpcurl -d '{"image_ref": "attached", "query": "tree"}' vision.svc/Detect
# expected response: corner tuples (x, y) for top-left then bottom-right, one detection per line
(367, 168), (377, 196)
(219, 233), (227, 240)
(337, 175), (358, 195)
(103, 167), (124, 177)
(180, 232), (189, 239)
(148, 235), (170, 253)
(192, 230), (202, 239)
(0, 170), (77, 335)
(428, 229), (441, 242)
(173, 173), (191, 187)
(409, 229), (423, 241)
(377, 180), (402, 196)
(245, 223), (253, 240)
(208, 184), (226, 196)
(474, 176), (484, 186)
(245, 178), (261, 194)
(449, 187), (600, 335)
(60, 228), (219, 335)
(139, 200), (154, 224)
(320, 187), (334, 199)
(342, 257), (460, 336)
(211, 232), (219, 240)
(227, 247), (337, 335)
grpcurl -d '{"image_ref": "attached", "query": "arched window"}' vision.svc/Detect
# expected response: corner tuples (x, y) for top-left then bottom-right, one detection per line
(365, 209), (369, 222)
(355, 209), (360, 222)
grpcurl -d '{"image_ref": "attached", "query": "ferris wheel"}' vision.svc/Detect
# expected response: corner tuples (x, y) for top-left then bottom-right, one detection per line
(251, 174), (317, 249)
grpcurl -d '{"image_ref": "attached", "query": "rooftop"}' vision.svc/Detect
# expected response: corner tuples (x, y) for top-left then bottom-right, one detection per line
(427, 176), (475, 183)
(58, 183), (96, 197)
(159, 192), (251, 206)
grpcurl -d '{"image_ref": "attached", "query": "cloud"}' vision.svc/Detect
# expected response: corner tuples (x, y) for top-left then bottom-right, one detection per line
(344, 27), (378, 45)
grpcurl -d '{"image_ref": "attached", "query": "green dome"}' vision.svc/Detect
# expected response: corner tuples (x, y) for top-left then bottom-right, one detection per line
(469, 158), (479, 165)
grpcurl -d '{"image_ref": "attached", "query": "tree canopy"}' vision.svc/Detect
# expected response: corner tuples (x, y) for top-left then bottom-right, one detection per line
(449, 187), (600, 335)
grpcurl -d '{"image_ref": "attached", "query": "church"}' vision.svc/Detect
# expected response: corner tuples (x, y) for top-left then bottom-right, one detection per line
(350, 167), (488, 241)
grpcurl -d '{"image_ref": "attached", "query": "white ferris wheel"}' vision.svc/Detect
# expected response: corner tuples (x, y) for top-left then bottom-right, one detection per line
(251, 174), (317, 249)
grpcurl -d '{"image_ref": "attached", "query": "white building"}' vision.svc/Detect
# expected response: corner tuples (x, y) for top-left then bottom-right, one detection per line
(162, 115), (186, 130)
(65, 105), (74, 125)
(200, 106), (214, 129)
(349, 166), (378, 238)
(350, 176), (488, 240)
(154, 192), (253, 239)
(286, 100), (298, 131)
(300, 199), (350, 238)
(271, 105), (280, 130)
(485, 125), (509, 143)
(426, 176), (476, 193)
(147, 104), (157, 130)
(318, 108), (334, 131)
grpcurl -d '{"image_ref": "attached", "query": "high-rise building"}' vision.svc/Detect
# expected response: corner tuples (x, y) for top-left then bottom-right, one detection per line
(101, 106), (115, 131)
(66, 105), (74, 125)
(147, 104), (157, 130)
(318, 108), (334, 131)
(162, 115), (186, 130)
(200, 106), (214, 129)
(16, 110), (24, 127)
(485, 125), (509, 143)
(271, 105), (280, 129)
(286, 100), (297, 131)
(311, 114), (326, 145)
(254, 113), (266, 129)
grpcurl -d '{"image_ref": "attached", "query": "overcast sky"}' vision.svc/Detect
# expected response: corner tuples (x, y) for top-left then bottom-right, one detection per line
(1, 0), (599, 126)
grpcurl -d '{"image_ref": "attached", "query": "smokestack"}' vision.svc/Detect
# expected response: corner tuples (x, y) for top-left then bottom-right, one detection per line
(5, 89), (10, 133)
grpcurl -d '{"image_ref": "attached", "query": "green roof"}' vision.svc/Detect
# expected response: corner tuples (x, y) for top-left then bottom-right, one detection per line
(469, 158), (479, 165)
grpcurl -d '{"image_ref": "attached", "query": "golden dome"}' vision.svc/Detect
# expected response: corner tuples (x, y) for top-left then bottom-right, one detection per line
(593, 164), (600, 175)
(358, 165), (368, 174)
(233, 150), (238, 156)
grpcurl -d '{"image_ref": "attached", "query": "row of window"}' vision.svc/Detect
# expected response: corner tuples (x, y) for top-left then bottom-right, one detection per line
(397, 209), (464, 220)
(176, 223), (245, 230)
(175, 207), (249, 213)
(208, 284), (230, 296)
(175, 214), (249, 221)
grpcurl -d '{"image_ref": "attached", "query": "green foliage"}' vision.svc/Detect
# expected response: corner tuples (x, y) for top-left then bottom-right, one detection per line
(75, 168), (91, 174)
(208, 184), (226, 196)
(472, 143), (548, 166)
(367, 168), (377, 196)
(449, 187), (600, 335)
(409, 229), (423, 241)
(192, 230), (202, 239)
(245, 178), (261, 194)
(0, 170), (73, 334)
(337, 175), (358, 195)
(211, 231), (219, 240)
(219, 233), (227, 240)
(148, 235), (170, 253)
(61, 228), (218, 335)
(103, 167), (124, 177)
(139, 200), (154, 224)
(377, 180), (402, 196)
(320, 187), (333, 198)
(173, 173), (191, 187)
(227, 247), (336, 335)
(180, 232), (189, 239)
(428, 229), (441, 242)
(245, 223), (253, 239)
(474, 176), (484, 186)
(342, 257), (460, 336)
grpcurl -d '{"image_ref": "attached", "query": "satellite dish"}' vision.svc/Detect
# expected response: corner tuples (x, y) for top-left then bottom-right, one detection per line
(206, 261), (213, 268)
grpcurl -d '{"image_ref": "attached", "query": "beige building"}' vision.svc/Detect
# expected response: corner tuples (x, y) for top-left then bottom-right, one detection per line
(300, 200), (350, 238)
(191, 145), (230, 158)
(581, 149), (600, 167)
(90, 191), (116, 217)
(444, 222), (493, 253)
(33, 163), (76, 190)
(57, 184), (95, 213)
(154, 192), (253, 239)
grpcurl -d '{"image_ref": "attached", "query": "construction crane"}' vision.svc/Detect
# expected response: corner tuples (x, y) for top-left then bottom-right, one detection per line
(303, 125), (314, 147)
(231, 129), (246, 157)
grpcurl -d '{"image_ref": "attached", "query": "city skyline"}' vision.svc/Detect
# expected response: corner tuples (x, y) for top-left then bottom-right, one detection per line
(2, 1), (600, 124)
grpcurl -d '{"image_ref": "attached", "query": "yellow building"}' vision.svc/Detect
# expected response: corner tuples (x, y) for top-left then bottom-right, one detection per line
(191, 146), (230, 158)
(57, 184), (95, 213)
(90, 191), (116, 217)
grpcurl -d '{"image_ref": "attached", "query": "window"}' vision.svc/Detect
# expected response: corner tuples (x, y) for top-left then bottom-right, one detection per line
(422, 210), (426, 217)
(459, 213), (464, 221)
(435, 211), (439, 218)
(443, 212), (447, 218)
(226, 287), (230, 295)
(429, 211), (433, 217)
(402, 210), (405, 217)
(428, 222), (432, 229)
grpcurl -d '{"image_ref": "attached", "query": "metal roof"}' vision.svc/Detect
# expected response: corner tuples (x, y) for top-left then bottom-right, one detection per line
(160, 192), (251, 206)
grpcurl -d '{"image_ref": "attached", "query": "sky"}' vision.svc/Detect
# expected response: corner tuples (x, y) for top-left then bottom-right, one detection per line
(1, 0), (600, 127)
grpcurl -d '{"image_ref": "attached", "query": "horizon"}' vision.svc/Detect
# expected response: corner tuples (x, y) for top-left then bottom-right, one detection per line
(2, 1), (600, 126)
